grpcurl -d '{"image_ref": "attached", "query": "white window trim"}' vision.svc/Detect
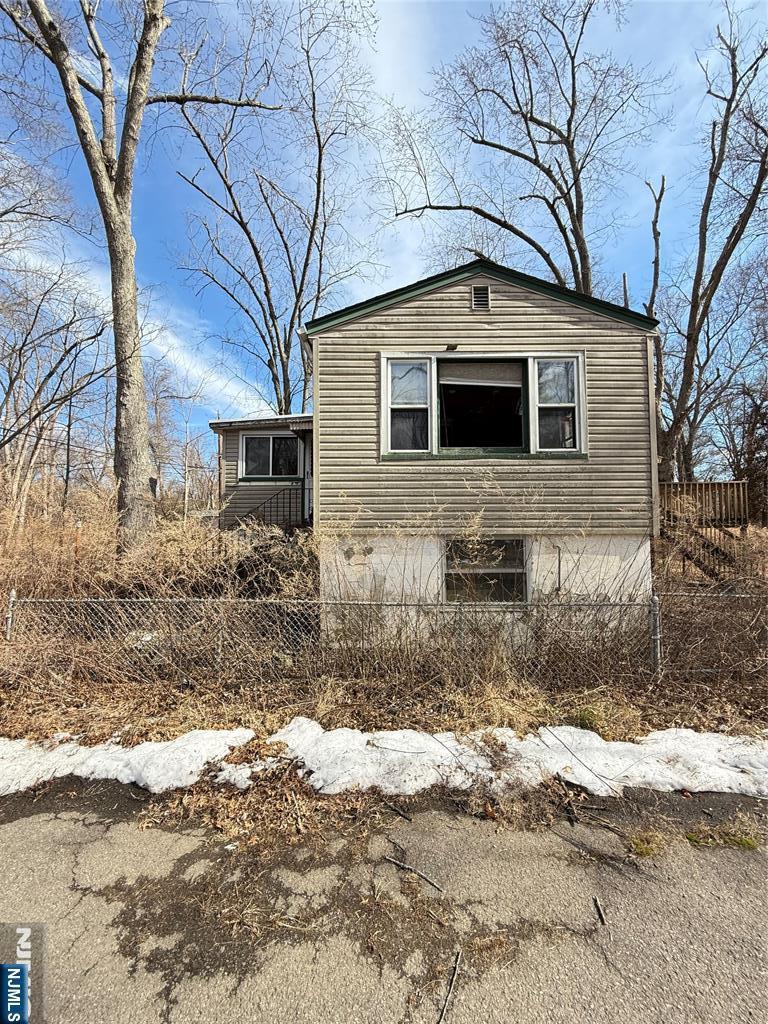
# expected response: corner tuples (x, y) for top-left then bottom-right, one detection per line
(238, 431), (303, 481)
(442, 537), (530, 604)
(532, 356), (585, 453)
(380, 352), (587, 456)
(384, 357), (432, 453)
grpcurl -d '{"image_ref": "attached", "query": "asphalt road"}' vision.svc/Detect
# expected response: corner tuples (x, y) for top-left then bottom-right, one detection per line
(0, 781), (766, 1023)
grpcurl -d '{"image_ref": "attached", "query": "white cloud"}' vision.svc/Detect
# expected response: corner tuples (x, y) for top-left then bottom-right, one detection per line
(7, 237), (262, 419)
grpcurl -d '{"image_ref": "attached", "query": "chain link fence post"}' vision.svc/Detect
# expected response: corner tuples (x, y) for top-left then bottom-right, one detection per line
(4, 589), (16, 642)
(650, 593), (662, 674)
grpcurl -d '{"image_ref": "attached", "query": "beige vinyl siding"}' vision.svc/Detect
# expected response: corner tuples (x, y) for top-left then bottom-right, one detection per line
(218, 429), (303, 528)
(314, 275), (655, 535)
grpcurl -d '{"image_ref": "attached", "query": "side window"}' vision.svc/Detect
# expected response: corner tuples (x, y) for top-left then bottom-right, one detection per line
(535, 358), (578, 450)
(388, 359), (430, 451)
(243, 436), (270, 476)
(241, 435), (299, 478)
(272, 436), (299, 476)
(445, 539), (526, 602)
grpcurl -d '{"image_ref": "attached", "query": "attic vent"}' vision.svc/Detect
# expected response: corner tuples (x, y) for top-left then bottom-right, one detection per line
(472, 284), (490, 310)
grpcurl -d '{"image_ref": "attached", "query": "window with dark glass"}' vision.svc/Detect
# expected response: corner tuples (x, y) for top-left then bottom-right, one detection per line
(389, 360), (429, 451)
(242, 435), (299, 477)
(536, 359), (577, 450)
(445, 538), (526, 603)
(438, 361), (524, 449)
(243, 436), (270, 476)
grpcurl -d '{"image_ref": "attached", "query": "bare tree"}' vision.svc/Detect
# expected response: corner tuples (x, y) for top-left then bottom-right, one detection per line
(656, 256), (767, 479)
(178, 0), (374, 414)
(712, 376), (768, 523)
(0, 0), (276, 546)
(0, 259), (109, 529)
(144, 356), (213, 516)
(383, 0), (663, 293)
(653, 8), (768, 481)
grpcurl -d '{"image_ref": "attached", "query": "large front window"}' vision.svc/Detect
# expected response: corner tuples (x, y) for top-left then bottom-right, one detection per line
(445, 538), (527, 602)
(383, 354), (582, 455)
(438, 360), (524, 448)
(241, 434), (299, 478)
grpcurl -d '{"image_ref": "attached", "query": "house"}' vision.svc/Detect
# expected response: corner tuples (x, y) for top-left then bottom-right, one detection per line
(210, 258), (659, 602)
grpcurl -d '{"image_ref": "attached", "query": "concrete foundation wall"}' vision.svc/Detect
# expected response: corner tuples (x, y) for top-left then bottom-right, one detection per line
(321, 533), (652, 603)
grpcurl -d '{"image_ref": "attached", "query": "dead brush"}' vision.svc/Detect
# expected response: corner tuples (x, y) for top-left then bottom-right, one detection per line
(2, 593), (766, 745)
(2, 518), (767, 746)
(0, 495), (319, 600)
(143, 760), (388, 860)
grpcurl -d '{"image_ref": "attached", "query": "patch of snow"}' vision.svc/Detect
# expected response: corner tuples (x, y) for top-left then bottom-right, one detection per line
(215, 759), (270, 790)
(267, 718), (768, 799)
(1, 719), (767, 800)
(0, 728), (254, 796)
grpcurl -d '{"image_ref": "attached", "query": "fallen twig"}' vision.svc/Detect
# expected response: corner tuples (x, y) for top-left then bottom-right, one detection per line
(593, 896), (607, 925)
(384, 855), (444, 892)
(383, 799), (413, 822)
(437, 949), (462, 1023)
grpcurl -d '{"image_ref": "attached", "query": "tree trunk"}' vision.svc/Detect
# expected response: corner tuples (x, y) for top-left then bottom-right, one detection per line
(680, 434), (695, 482)
(656, 426), (677, 484)
(105, 212), (155, 549)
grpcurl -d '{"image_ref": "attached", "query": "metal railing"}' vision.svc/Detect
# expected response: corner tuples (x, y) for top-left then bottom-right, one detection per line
(249, 482), (307, 529)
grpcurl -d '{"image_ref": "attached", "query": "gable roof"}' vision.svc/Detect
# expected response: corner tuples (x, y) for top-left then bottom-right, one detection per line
(303, 258), (658, 336)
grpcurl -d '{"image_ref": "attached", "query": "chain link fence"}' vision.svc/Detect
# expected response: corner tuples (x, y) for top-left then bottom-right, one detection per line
(3, 591), (766, 696)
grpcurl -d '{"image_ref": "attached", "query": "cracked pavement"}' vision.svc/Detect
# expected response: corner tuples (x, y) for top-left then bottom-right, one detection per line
(0, 781), (766, 1023)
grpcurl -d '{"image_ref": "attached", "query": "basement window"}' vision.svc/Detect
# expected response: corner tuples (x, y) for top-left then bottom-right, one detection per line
(445, 538), (527, 603)
(241, 434), (299, 478)
(438, 360), (525, 449)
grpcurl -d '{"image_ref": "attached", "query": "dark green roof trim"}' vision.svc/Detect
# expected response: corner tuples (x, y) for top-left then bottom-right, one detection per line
(303, 259), (658, 336)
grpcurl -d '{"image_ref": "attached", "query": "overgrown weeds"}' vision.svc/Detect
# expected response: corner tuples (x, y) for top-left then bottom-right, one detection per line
(1, 595), (765, 744)
(1, 508), (767, 746)
(0, 496), (318, 599)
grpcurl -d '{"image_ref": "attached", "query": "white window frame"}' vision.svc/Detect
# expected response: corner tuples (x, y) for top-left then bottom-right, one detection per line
(532, 356), (585, 453)
(238, 431), (302, 481)
(443, 537), (529, 604)
(385, 357), (432, 453)
(380, 352), (587, 457)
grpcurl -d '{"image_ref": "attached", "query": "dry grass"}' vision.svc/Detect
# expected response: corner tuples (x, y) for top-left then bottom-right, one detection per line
(0, 495), (318, 600)
(685, 813), (764, 851)
(0, 670), (652, 748)
(625, 828), (671, 858)
(0, 617), (764, 747)
(1, 505), (766, 750)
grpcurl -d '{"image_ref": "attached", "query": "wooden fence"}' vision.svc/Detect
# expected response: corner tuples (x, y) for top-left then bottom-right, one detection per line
(659, 480), (749, 528)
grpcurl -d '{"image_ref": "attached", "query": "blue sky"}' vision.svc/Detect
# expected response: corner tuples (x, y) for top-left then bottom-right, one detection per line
(41, 0), (759, 439)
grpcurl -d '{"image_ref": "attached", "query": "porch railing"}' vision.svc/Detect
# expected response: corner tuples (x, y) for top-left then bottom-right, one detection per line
(249, 482), (307, 529)
(659, 480), (749, 528)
